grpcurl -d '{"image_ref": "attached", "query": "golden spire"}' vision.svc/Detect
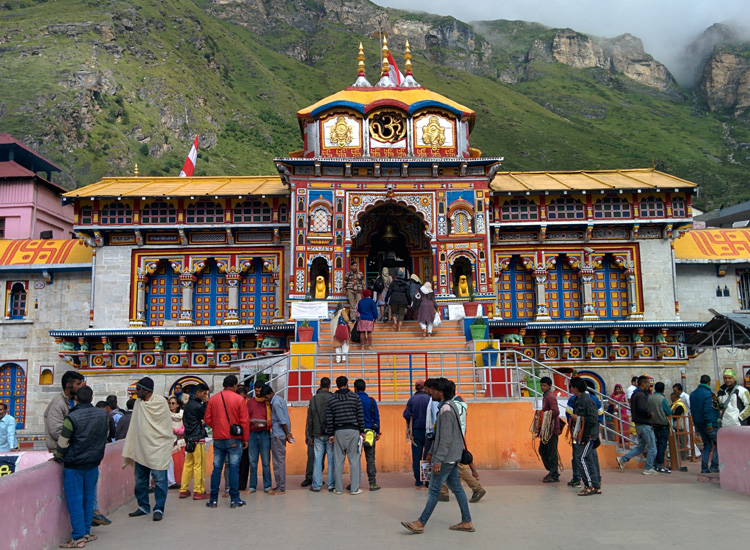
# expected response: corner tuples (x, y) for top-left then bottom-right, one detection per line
(134, 163), (139, 177)
(404, 40), (413, 76)
(358, 42), (366, 76)
(381, 36), (390, 77)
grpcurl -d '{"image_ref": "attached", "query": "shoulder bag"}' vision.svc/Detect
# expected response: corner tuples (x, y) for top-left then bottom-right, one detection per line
(451, 404), (473, 465)
(221, 392), (244, 437)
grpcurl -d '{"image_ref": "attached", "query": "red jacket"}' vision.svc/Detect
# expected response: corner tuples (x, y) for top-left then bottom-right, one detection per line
(205, 389), (250, 443)
(542, 391), (562, 436)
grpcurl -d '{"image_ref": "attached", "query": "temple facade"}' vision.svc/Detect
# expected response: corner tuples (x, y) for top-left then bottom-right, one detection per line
(4, 41), (731, 445)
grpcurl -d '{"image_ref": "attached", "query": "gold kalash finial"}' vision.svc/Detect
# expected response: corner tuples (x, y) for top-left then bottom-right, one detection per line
(352, 41), (372, 87)
(134, 163), (139, 177)
(381, 36), (391, 77)
(358, 42), (366, 76)
(404, 40), (413, 75)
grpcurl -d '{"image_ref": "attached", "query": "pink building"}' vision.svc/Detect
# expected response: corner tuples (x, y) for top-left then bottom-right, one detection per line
(0, 134), (73, 240)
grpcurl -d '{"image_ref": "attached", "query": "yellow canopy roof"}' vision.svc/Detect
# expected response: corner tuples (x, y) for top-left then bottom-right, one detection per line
(490, 169), (697, 193)
(674, 229), (750, 262)
(298, 87), (476, 129)
(0, 239), (92, 266)
(63, 176), (287, 199)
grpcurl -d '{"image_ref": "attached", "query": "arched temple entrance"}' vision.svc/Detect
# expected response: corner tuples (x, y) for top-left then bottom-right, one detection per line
(351, 202), (432, 286)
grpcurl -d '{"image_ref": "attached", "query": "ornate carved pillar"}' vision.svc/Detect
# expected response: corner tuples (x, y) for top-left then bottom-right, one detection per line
(130, 271), (149, 327)
(577, 253), (598, 321)
(223, 271), (241, 325)
(533, 267), (551, 321)
(625, 268), (643, 320)
(177, 272), (197, 326)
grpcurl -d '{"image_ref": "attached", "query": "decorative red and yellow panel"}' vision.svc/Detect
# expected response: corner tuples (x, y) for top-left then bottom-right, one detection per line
(320, 112), (363, 157)
(413, 112), (456, 157)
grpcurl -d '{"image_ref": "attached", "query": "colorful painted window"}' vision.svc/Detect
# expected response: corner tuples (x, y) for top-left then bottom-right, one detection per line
(671, 197), (687, 217)
(79, 206), (93, 225)
(194, 262), (227, 326)
(592, 257), (629, 319)
(147, 264), (181, 326)
(547, 259), (580, 319)
(310, 205), (332, 233)
(0, 363), (25, 429)
(8, 282), (27, 319)
(239, 258), (277, 326)
(234, 200), (272, 223)
(546, 197), (585, 220)
(738, 270), (750, 310)
(449, 209), (473, 234)
(639, 196), (665, 218)
(278, 204), (289, 223)
(141, 201), (177, 224)
(100, 202), (133, 225)
(186, 200), (224, 224)
(500, 198), (539, 221)
(497, 259), (535, 320)
(593, 196), (632, 219)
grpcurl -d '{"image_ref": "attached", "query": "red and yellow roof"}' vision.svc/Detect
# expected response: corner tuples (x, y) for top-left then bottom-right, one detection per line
(0, 240), (92, 266)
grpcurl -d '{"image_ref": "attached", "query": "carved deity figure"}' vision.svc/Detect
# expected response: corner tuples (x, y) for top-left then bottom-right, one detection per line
(314, 275), (327, 299)
(421, 116), (446, 153)
(329, 116), (353, 147)
(457, 275), (470, 297)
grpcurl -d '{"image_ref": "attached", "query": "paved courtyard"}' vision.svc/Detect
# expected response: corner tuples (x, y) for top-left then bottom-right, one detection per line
(93, 465), (745, 550)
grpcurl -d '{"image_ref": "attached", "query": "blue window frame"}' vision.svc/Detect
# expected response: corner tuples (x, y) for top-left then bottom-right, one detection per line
(497, 259), (534, 320)
(147, 264), (180, 326)
(239, 259), (277, 326)
(547, 258), (580, 319)
(593, 256), (628, 319)
(0, 363), (26, 429)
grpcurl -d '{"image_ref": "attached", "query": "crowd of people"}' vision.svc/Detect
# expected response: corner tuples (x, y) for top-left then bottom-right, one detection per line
(16, 364), (749, 546)
(340, 262), (439, 357)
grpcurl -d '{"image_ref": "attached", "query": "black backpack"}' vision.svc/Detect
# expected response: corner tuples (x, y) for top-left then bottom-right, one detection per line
(372, 276), (385, 293)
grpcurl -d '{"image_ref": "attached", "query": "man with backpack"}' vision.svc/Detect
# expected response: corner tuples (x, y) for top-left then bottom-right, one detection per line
(354, 379), (381, 491)
(690, 374), (721, 474)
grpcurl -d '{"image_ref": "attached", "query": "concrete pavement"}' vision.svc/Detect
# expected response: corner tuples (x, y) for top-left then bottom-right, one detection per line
(92, 468), (745, 550)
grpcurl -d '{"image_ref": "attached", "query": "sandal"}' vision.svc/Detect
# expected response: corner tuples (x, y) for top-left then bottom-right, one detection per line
(59, 540), (86, 548)
(83, 534), (97, 542)
(401, 521), (424, 534)
(450, 523), (476, 532)
(577, 487), (596, 496)
(592, 488), (602, 495)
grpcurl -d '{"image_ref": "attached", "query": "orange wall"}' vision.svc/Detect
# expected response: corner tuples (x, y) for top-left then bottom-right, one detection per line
(278, 401), (624, 475)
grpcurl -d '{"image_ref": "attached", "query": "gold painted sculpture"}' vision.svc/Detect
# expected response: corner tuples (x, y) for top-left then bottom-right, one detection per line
(329, 116), (353, 147)
(314, 275), (327, 299)
(422, 116), (446, 153)
(457, 274), (470, 297)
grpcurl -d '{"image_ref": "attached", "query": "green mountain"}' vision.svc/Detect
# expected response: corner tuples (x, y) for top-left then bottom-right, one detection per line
(0, 0), (748, 209)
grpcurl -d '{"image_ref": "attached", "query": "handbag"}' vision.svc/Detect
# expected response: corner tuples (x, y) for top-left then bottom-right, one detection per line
(451, 404), (473, 465)
(350, 322), (361, 344)
(363, 397), (377, 448)
(185, 440), (197, 453)
(433, 312), (442, 327)
(221, 392), (244, 437)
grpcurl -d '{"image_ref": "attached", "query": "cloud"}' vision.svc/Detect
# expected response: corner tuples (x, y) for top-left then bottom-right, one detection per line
(373, 0), (750, 85)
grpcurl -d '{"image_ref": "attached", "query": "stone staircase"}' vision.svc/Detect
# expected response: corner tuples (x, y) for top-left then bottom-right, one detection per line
(315, 319), (480, 401)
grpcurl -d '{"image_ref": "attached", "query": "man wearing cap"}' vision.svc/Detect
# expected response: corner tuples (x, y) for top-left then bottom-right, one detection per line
(717, 368), (750, 427)
(122, 377), (174, 521)
(403, 379), (431, 489)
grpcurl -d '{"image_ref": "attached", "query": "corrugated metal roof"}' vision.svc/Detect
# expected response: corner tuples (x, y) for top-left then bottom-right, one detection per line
(63, 176), (287, 199)
(673, 228), (750, 261)
(490, 169), (697, 193)
(0, 160), (36, 178)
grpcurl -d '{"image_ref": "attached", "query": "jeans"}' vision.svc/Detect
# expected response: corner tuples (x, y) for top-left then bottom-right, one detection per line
(134, 462), (167, 514)
(312, 435), (334, 490)
(696, 426), (719, 472)
(362, 440), (377, 486)
(238, 445), (250, 491)
(418, 462), (471, 526)
(621, 424), (657, 470)
(64, 467), (98, 540)
(653, 425), (670, 468)
(304, 441), (315, 483)
(440, 463), (482, 497)
(411, 428), (427, 486)
(210, 439), (242, 501)
(248, 431), (272, 491)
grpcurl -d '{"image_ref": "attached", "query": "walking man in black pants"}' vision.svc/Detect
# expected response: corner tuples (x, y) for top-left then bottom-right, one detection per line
(538, 377), (562, 483)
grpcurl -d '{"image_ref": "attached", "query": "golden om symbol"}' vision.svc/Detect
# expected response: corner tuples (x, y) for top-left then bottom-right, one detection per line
(329, 116), (354, 147)
(421, 116), (446, 153)
(0, 464), (12, 476)
(370, 111), (406, 143)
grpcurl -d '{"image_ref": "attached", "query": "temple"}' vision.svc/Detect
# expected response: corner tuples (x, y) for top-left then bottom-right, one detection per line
(3, 41), (734, 445)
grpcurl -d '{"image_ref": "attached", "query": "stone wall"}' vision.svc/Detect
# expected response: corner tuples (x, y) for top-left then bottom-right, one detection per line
(639, 238), (679, 321)
(0, 270), (91, 439)
(93, 245), (133, 328)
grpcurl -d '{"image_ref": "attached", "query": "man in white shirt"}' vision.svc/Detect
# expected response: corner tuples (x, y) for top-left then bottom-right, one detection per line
(625, 376), (639, 400)
(0, 402), (18, 452)
(672, 383), (691, 416)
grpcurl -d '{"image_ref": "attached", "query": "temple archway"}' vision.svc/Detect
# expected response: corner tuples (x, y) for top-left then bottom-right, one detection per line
(351, 202), (432, 286)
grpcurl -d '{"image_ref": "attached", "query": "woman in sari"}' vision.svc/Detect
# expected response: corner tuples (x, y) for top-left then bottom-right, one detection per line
(330, 302), (352, 363)
(608, 383), (629, 445)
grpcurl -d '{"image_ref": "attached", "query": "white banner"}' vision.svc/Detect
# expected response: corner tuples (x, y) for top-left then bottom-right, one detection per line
(291, 301), (328, 320)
